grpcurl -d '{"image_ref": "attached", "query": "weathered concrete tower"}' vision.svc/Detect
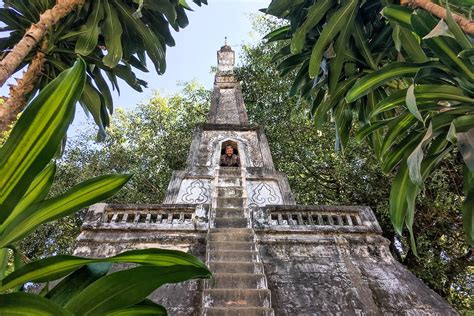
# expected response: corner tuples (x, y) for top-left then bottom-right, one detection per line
(75, 44), (456, 315)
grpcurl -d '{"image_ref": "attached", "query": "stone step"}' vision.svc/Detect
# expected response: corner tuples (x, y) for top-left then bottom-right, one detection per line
(218, 177), (242, 187)
(203, 307), (274, 316)
(216, 197), (244, 209)
(203, 289), (272, 308)
(218, 168), (242, 177)
(209, 228), (253, 234)
(208, 250), (258, 262)
(215, 208), (246, 218)
(210, 273), (267, 289)
(208, 232), (253, 242)
(209, 262), (264, 274)
(208, 241), (255, 251)
(215, 218), (248, 228)
(218, 187), (243, 198)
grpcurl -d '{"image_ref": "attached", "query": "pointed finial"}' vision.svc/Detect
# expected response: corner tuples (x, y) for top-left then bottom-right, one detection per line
(224, 36), (227, 45)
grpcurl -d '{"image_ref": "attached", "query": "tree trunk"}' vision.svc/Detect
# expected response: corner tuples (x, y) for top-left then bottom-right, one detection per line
(0, 0), (85, 87)
(0, 43), (46, 132)
(401, 0), (474, 35)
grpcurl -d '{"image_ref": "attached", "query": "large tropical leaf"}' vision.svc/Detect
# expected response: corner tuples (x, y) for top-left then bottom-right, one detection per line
(45, 262), (112, 306)
(0, 292), (73, 316)
(345, 62), (444, 102)
(102, 1), (124, 68)
(106, 300), (166, 316)
(64, 265), (210, 315)
(75, 0), (104, 56)
(0, 174), (131, 247)
(308, 0), (358, 78)
(1, 248), (209, 290)
(290, 0), (333, 55)
(0, 59), (85, 223)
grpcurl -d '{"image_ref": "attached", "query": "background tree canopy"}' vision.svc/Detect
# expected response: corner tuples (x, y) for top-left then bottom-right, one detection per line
(19, 21), (472, 310)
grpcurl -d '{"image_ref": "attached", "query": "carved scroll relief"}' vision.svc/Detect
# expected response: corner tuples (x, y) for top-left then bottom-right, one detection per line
(176, 179), (211, 204)
(247, 181), (282, 207)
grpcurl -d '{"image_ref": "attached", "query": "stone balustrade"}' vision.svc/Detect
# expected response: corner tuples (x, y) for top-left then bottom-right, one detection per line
(252, 205), (382, 234)
(82, 203), (210, 231)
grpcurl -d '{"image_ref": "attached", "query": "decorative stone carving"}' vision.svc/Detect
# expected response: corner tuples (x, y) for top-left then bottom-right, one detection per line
(247, 181), (282, 207)
(176, 179), (210, 204)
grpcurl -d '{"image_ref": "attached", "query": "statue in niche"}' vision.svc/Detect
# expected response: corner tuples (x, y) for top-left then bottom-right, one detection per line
(220, 145), (240, 167)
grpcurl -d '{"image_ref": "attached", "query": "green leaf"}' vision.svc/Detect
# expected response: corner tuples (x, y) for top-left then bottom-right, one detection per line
(80, 78), (105, 135)
(352, 18), (377, 70)
(143, 0), (177, 24)
(46, 262), (112, 306)
(462, 165), (474, 246)
(381, 132), (422, 173)
(405, 184), (420, 257)
(355, 118), (394, 142)
(105, 300), (167, 316)
(92, 68), (113, 114)
(103, 1), (124, 68)
(0, 248), (8, 280)
(264, 25), (290, 42)
(0, 292), (73, 316)
(399, 28), (428, 63)
(382, 5), (413, 30)
(0, 59), (86, 224)
(114, 1), (166, 74)
(179, 0), (193, 10)
(392, 23), (401, 53)
(369, 84), (473, 118)
(308, 0), (358, 78)
(411, 11), (474, 81)
(64, 265), (210, 315)
(0, 174), (131, 248)
(334, 100), (353, 150)
(266, 0), (304, 17)
(346, 62), (433, 102)
(458, 48), (474, 59)
(407, 123), (433, 186)
(457, 128), (474, 171)
(314, 75), (360, 129)
(328, 3), (358, 94)
(405, 84), (423, 122)
(390, 162), (413, 234)
(75, 0), (104, 56)
(381, 112), (418, 157)
(290, 0), (333, 54)
(0, 163), (56, 236)
(1, 248), (209, 290)
(445, 4), (472, 50)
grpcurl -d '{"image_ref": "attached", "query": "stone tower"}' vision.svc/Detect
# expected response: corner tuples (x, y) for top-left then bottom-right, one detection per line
(75, 44), (456, 315)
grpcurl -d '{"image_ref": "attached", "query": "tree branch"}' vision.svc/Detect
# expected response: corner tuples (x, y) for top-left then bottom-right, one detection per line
(0, 40), (47, 132)
(0, 0), (85, 87)
(401, 0), (474, 35)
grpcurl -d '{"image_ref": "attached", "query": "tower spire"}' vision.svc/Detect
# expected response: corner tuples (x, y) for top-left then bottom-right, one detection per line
(207, 43), (249, 125)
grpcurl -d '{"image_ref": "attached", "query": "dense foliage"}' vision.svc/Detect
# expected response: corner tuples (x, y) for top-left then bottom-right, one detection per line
(237, 34), (471, 311)
(263, 0), (474, 253)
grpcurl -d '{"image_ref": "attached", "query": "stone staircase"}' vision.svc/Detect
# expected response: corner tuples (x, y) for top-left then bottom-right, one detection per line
(202, 168), (274, 316)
